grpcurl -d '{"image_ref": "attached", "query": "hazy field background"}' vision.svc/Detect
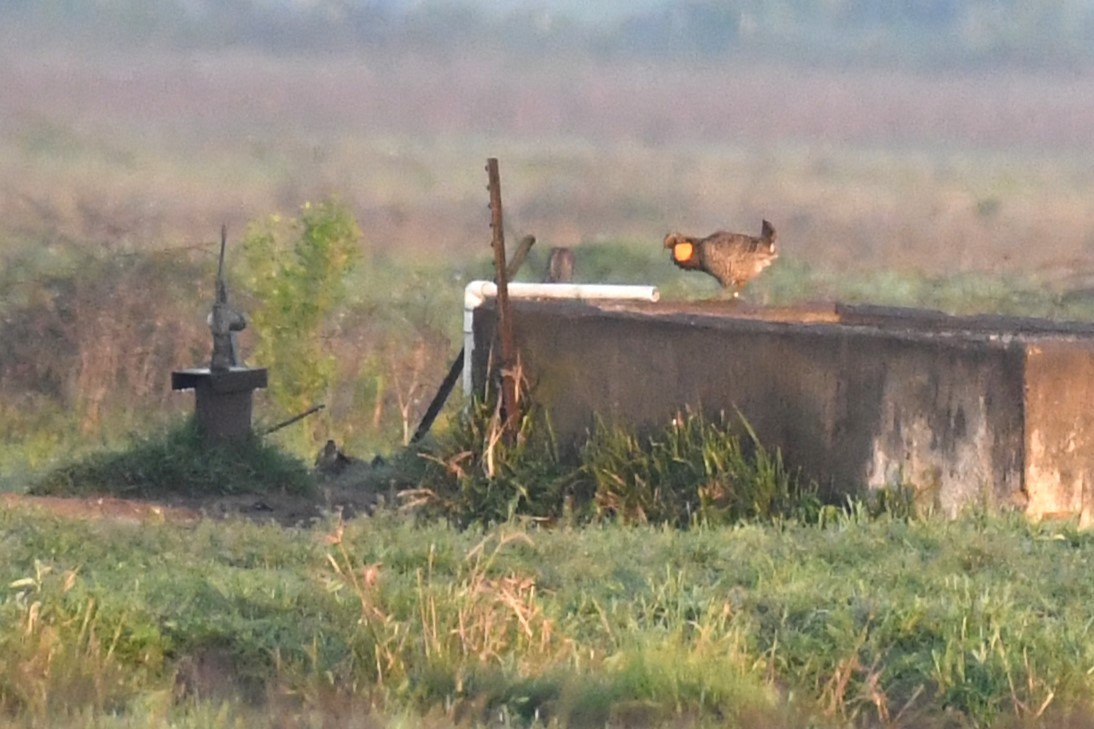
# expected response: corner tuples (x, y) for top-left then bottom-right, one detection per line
(3, 0), (1094, 470)
(6, 41), (1094, 272)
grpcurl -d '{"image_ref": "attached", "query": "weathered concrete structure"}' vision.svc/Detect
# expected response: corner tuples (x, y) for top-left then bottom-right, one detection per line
(171, 367), (268, 442)
(471, 300), (1094, 524)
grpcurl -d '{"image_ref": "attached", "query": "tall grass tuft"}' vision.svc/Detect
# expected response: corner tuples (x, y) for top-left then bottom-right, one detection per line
(411, 398), (572, 526)
(413, 400), (818, 528)
(579, 410), (820, 526)
(0, 560), (159, 722)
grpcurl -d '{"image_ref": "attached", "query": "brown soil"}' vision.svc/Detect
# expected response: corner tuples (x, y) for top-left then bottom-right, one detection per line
(1, 472), (392, 528)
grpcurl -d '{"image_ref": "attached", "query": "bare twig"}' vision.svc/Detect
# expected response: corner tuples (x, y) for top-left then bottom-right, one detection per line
(506, 234), (536, 282)
(262, 403), (325, 436)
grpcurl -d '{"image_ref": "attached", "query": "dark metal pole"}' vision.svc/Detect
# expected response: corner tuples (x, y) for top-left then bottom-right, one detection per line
(409, 235), (535, 445)
(262, 403), (325, 436)
(486, 158), (519, 439)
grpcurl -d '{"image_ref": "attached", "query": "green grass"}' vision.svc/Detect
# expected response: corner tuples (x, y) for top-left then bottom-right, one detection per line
(13, 408), (1092, 726)
(3, 507), (1094, 727)
(578, 411), (818, 526)
(28, 418), (313, 499)
(409, 404), (816, 529)
(761, 261), (1094, 321)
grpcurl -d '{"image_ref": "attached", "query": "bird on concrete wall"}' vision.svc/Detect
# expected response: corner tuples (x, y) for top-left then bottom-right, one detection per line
(544, 247), (575, 283)
(663, 219), (778, 297)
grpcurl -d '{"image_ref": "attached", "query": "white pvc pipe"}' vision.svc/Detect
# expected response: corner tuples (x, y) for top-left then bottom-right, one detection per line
(462, 281), (660, 394)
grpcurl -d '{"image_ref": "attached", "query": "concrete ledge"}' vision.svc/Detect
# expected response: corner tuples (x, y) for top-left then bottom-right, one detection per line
(171, 367), (268, 441)
(172, 367), (268, 394)
(472, 300), (1094, 522)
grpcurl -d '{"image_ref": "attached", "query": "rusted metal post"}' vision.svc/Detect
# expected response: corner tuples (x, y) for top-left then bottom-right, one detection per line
(409, 234), (535, 445)
(486, 158), (519, 438)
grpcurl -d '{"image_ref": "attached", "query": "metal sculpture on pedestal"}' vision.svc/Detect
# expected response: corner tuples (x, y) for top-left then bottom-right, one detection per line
(210, 225), (248, 372)
(172, 226), (268, 442)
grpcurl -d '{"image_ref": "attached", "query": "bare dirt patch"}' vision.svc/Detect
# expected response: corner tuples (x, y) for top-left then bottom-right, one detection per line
(2, 493), (202, 524)
(2, 471), (390, 527)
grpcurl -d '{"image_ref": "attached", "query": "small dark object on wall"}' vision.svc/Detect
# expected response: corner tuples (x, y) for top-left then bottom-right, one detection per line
(545, 247), (575, 283)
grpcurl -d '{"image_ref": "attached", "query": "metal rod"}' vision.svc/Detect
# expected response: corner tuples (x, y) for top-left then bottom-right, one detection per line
(262, 403), (325, 436)
(410, 235), (535, 446)
(486, 158), (519, 439)
(410, 235), (536, 445)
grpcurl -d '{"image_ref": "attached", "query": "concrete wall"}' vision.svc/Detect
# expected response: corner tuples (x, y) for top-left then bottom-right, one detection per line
(472, 301), (1094, 520)
(1023, 342), (1094, 524)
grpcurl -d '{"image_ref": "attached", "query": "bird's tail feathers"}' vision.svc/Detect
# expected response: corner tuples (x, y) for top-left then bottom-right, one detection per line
(760, 219), (777, 252)
(761, 219), (776, 242)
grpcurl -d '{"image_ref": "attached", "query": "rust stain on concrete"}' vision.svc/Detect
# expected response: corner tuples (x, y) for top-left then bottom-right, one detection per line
(1023, 341), (1094, 526)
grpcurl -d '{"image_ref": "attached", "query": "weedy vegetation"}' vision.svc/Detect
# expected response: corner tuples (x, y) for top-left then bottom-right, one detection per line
(6, 399), (1094, 728)
(240, 200), (363, 456)
(409, 395), (816, 530)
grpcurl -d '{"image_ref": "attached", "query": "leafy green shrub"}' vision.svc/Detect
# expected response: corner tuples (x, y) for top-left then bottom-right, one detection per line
(29, 418), (312, 499)
(241, 199), (362, 456)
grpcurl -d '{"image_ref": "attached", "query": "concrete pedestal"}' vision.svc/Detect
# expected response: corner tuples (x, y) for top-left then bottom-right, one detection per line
(171, 368), (268, 441)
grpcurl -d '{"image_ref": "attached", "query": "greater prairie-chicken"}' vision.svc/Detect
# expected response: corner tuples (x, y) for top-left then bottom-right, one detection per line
(663, 219), (778, 297)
